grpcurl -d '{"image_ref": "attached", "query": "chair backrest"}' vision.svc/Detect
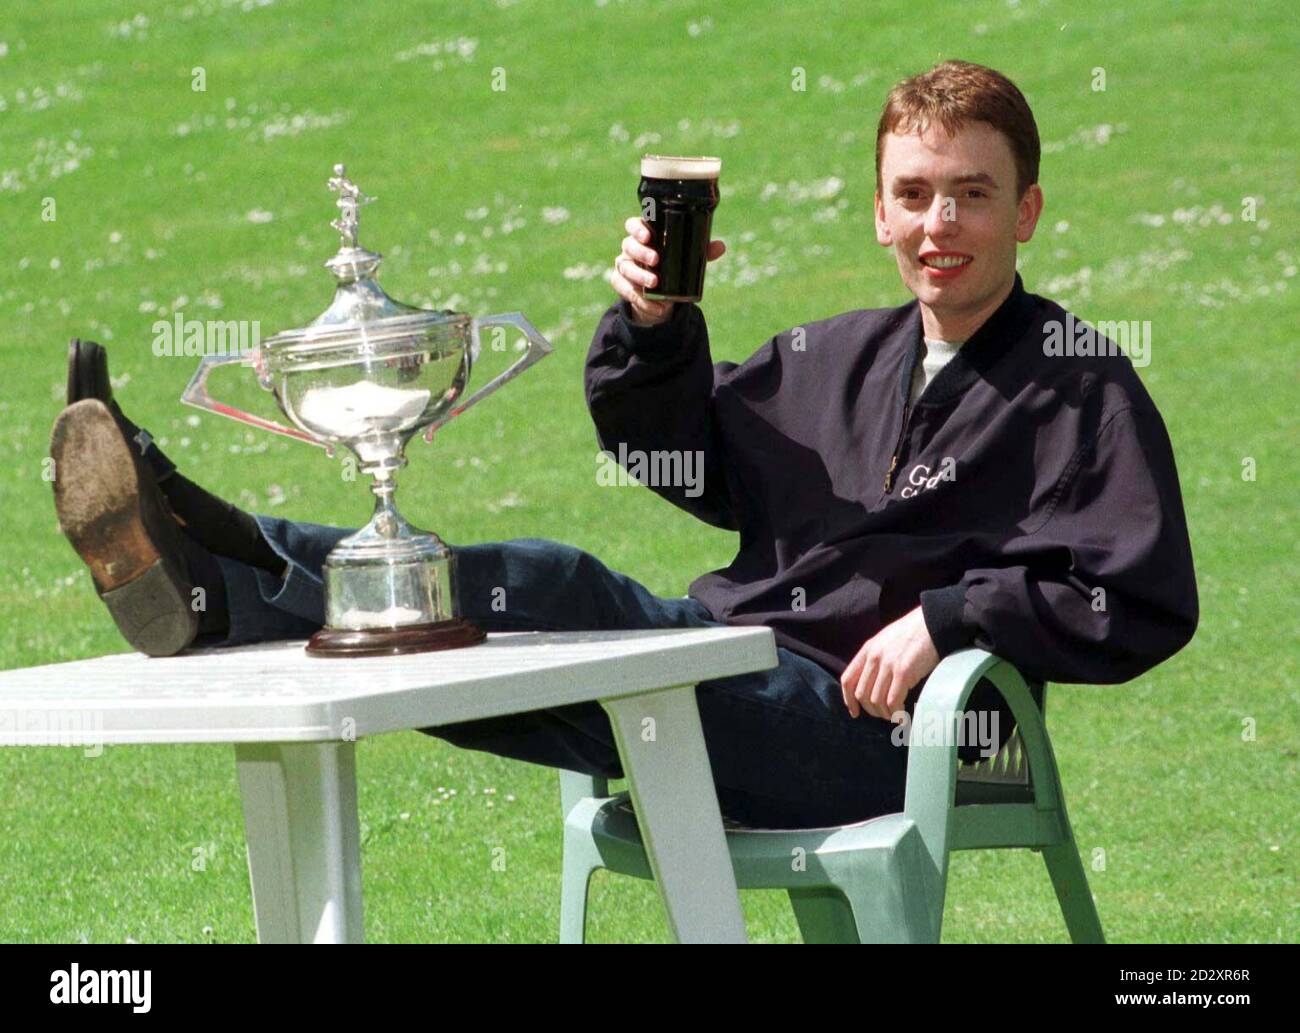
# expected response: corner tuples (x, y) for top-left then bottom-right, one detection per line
(953, 680), (1046, 805)
(957, 726), (1029, 784)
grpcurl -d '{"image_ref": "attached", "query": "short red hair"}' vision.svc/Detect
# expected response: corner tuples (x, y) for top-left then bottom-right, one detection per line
(875, 60), (1041, 199)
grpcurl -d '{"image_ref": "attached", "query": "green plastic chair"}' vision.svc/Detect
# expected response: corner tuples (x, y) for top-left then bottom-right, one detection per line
(559, 647), (1104, 943)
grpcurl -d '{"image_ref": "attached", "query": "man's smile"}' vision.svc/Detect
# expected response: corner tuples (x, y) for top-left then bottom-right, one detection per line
(919, 250), (974, 278)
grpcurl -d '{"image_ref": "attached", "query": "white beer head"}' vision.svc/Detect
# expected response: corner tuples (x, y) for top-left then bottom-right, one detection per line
(640, 155), (722, 180)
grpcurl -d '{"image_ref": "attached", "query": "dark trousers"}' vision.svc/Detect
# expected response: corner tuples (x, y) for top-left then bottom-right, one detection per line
(210, 515), (924, 829)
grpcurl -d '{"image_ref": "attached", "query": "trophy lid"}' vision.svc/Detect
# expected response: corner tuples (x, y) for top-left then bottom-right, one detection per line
(261, 164), (461, 361)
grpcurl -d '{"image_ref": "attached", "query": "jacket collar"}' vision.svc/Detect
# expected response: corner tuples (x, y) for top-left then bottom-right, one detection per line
(894, 272), (1040, 407)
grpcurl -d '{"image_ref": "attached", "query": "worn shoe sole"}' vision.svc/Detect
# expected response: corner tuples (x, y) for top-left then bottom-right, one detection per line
(51, 399), (198, 656)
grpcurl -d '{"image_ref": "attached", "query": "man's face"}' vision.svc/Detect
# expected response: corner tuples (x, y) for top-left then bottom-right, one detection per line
(874, 121), (1043, 320)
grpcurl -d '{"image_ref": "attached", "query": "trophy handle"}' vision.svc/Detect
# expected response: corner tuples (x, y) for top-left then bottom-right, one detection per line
(422, 311), (554, 439)
(181, 352), (327, 448)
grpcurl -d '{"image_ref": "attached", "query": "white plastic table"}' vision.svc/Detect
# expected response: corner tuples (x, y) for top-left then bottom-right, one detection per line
(0, 626), (777, 943)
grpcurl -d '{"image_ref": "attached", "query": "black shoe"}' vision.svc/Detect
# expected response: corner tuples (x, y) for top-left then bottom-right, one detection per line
(65, 338), (176, 482)
(51, 399), (226, 656)
(63, 338), (285, 578)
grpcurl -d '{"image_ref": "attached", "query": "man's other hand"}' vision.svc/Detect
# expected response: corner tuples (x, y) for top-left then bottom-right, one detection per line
(840, 605), (940, 721)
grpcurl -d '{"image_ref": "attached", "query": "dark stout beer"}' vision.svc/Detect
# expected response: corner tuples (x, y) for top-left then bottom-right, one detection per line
(637, 155), (721, 302)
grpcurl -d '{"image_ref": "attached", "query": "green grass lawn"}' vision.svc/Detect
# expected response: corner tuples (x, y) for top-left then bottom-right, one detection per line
(0, 0), (1295, 942)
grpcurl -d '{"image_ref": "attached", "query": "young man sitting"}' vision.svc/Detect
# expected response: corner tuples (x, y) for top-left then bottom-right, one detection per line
(50, 60), (1198, 831)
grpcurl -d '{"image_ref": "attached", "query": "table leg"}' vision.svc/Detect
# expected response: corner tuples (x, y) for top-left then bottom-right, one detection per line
(234, 741), (364, 944)
(602, 685), (748, 943)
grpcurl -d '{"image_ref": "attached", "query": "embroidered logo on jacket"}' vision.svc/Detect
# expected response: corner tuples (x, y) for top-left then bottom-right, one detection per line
(900, 458), (956, 498)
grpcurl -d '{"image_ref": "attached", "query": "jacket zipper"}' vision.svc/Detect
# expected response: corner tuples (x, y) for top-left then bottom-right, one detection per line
(882, 400), (912, 493)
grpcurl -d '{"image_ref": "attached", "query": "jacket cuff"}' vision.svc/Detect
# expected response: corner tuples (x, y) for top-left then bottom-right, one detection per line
(920, 583), (975, 658)
(612, 299), (695, 360)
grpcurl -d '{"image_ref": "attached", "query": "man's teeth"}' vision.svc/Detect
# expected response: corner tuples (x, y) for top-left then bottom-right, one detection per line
(922, 255), (972, 269)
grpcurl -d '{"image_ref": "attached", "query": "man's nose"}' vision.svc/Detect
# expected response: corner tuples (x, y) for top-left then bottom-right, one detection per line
(923, 194), (957, 239)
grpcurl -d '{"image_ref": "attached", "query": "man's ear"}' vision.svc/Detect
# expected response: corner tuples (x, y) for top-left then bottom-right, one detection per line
(874, 190), (892, 246)
(1015, 184), (1045, 243)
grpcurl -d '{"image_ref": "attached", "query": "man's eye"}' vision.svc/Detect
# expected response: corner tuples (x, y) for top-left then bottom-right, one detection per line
(965, 189), (987, 198)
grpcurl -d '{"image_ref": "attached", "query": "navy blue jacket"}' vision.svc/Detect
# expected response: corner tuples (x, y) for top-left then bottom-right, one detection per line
(584, 273), (1198, 686)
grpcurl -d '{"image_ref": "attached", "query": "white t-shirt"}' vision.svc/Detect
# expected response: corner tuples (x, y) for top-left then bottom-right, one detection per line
(909, 336), (964, 406)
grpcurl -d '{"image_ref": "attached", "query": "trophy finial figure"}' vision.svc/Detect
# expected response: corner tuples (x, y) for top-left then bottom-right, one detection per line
(327, 163), (374, 248)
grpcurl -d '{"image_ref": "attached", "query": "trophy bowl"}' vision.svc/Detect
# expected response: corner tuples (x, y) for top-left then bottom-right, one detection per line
(182, 164), (553, 657)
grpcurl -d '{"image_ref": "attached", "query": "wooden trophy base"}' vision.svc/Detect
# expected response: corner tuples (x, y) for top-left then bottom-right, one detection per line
(306, 617), (486, 658)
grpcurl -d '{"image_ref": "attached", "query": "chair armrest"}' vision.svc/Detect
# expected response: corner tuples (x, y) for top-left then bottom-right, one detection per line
(904, 649), (1065, 861)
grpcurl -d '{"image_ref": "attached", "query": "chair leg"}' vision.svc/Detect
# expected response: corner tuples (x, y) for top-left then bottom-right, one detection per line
(559, 829), (602, 944)
(1041, 839), (1106, 943)
(840, 821), (945, 944)
(840, 881), (941, 944)
(788, 887), (862, 943)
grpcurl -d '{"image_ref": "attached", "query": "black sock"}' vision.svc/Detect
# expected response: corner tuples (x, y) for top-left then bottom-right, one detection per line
(107, 400), (178, 483)
(105, 399), (286, 578)
(162, 473), (288, 578)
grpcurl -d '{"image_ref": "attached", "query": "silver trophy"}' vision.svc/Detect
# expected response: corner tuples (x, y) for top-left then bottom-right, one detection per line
(182, 164), (552, 656)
